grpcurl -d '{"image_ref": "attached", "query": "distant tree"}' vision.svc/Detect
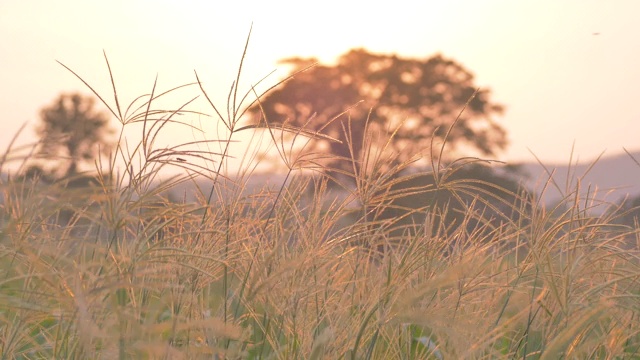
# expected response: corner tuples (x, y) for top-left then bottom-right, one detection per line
(26, 93), (114, 181)
(376, 163), (531, 245)
(612, 194), (640, 227)
(249, 49), (507, 176)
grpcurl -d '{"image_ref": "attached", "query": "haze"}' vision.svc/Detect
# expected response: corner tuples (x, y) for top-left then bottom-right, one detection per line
(1, 0), (639, 168)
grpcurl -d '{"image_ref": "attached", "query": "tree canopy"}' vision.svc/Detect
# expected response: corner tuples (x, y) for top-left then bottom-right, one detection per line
(26, 93), (114, 181)
(249, 49), (507, 175)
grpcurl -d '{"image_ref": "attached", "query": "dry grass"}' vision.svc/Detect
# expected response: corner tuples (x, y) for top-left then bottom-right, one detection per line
(1, 35), (639, 359)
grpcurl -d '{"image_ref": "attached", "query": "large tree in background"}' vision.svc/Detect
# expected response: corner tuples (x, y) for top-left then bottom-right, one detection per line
(249, 49), (507, 175)
(27, 93), (113, 180)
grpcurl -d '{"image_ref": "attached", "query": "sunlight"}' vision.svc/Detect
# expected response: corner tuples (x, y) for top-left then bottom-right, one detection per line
(2, 0), (640, 166)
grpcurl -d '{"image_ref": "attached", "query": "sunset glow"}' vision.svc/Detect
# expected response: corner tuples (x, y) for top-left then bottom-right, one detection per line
(2, 0), (639, 166)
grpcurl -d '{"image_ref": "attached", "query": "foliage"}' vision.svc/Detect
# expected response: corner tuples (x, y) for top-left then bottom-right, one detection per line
(248, 49), (507, 176)
(27, 93), (114, 180)
(376, 162), (531, 240)
(613, 193), (640, 226)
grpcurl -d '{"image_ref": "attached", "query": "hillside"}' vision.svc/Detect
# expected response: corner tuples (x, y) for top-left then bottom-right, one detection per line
(516, 150), (640, 212)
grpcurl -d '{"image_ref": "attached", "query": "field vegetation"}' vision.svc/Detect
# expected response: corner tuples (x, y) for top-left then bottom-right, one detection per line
(1, 39), (639, 359)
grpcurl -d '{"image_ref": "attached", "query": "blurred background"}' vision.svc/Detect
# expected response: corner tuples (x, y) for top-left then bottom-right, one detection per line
(2, 0), (640, 204)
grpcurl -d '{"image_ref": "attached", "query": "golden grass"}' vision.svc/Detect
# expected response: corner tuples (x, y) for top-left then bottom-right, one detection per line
(1, 35), (639, 359)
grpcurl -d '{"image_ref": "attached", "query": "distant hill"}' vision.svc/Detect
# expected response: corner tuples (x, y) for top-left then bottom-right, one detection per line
(3, 151), (639, 215)
(176, 150), (640, 214)
(163, 172), (294, 204)
(514, 150), (640, 212)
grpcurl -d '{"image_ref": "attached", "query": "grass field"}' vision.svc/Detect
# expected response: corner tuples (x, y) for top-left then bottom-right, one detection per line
(1, 47), (639, 359)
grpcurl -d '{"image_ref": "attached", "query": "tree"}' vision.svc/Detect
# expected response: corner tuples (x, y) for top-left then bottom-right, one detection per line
(27, 93), (114, 181)
(611, 194), (640, 227)
(249, 49), (507, 176)
(381, 163), (530, 236)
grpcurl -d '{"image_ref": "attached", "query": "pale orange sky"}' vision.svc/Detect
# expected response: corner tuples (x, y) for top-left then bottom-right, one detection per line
(1, 0), (639, 170)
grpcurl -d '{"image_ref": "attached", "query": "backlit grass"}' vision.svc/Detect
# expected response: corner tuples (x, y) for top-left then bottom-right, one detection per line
(1, 37), (639, 359)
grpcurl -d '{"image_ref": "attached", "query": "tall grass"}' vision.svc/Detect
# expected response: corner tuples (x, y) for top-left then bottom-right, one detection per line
(1, 35), (639, 359)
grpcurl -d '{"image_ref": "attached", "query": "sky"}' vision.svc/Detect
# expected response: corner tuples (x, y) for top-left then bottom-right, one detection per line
(1, 0), (639, 172)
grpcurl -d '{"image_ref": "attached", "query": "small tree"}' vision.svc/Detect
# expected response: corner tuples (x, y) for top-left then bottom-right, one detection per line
(28, 93), (114, 181)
